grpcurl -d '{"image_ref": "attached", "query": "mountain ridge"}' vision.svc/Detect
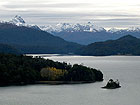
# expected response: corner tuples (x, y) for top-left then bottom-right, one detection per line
(0, 22), (82, 54)
(76, 35), (140, 56)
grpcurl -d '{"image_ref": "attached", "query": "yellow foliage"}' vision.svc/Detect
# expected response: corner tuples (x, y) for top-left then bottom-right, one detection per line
(40, 67), (68, 80)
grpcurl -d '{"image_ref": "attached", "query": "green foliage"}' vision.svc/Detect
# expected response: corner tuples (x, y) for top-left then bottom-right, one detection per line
(66, 64), (103, 81)
(0, 54), (40, 85)
(0, 53), (103, 86)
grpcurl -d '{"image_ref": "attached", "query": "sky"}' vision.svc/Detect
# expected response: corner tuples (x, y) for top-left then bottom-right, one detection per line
(0, 0), (140, 29)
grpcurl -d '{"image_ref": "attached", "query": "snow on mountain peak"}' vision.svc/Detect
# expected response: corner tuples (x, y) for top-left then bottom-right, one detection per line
(9, 15), (26, 25)
(127, 27), (140, 32)
(5, 15), (40, 30)
(108, 28), (120, 33)
(40, 22), (106, 33)
(1, 16), (140, 34)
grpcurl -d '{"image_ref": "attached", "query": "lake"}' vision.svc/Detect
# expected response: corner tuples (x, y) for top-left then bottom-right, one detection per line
(0, 55), (140, 105)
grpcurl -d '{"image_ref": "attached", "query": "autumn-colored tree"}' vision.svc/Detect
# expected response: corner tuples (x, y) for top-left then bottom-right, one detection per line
(40, 67), (68, 81)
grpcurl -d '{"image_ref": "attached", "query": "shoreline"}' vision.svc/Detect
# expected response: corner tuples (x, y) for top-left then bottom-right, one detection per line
(35, 81), (96, 85)
(0, 81), (99, 87)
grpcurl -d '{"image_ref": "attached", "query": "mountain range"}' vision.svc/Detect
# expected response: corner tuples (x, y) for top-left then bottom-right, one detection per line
(0, 16), (140, 56)
(0, 19), (82, 54)
(42, 24), (140, 45)
(40, 22), (140, 45)
(2, 15), (140, 45)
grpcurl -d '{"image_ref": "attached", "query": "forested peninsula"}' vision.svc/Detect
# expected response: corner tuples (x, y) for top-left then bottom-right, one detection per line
(0, 53), (103, 86)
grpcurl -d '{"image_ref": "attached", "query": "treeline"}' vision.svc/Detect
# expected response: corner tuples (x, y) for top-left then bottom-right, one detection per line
(0, 53), (103, 86)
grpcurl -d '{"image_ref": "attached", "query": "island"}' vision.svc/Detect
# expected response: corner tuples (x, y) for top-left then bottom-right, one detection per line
(0, 53), (103, 86)
(102, 79), (121, 89)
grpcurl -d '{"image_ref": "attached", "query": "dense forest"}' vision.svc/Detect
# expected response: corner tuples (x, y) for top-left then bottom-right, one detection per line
(0, 53), (103, 86)
(76, 35), (140, 56)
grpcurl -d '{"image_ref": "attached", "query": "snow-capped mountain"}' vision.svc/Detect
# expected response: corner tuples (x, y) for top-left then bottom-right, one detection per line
(1, 15), (140, 34)
(40, 22), (140, 34)
(9, 15), (25, 25)
(126, 27), (140, 32)
(108, 28), (121, 33)
(40, 22), (106, 33)
(108, 27), (140, 33)
(39, 21), (140, 44)
(0, 15), (40, 30)
(1, 15), (140, 45)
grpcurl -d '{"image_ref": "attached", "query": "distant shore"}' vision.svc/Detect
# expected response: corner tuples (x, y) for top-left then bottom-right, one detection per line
(26, 54), (138, 58)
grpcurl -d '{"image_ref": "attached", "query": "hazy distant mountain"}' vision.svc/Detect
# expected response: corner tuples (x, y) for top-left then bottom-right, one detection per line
(0, 43), (20, 54)
(0, 22), (82, 54)
(41, 22), (140, 45)
(76, 35), (140, 56)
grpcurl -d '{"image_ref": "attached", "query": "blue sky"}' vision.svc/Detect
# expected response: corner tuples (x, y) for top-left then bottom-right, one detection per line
(0, 0), (140, 29)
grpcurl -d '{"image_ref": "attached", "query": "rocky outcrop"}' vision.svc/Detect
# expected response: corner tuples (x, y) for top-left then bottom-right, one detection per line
(102, 79), (121, 89)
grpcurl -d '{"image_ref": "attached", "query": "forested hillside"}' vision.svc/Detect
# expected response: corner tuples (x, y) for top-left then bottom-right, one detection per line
(0, 53), (103, 86)
(76, 35), (140, 56)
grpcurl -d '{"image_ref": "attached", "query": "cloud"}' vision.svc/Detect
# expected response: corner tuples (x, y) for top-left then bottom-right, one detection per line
(0, 0), (140, 28)
(3, 3), (92, 9)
